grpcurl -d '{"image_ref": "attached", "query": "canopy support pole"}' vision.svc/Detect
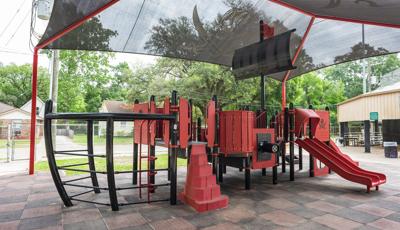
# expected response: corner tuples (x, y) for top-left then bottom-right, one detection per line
(281, 16), (315, 110)
(29, 0), (120, 175)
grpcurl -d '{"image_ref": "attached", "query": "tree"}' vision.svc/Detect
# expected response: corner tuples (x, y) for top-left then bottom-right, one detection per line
(0, 64), (49, 107)
(57, 50), (123, 112)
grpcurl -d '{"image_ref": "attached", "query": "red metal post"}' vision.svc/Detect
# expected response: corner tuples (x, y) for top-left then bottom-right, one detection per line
(29, 48), (39, 175)
(281, 16), (315, 110)
(29, 0), (120, 175)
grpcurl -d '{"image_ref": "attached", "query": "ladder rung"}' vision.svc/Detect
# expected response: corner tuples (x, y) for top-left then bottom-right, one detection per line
(140, 156), (158, 161)
(115, 168), (169, 174)
(54, 152), (106, 158)
(119, 198), (169, 206)
(55, 149), (88, 153)
(59, 162), (89, 168)
(69, 190), (93, 198)
(57, 167), (107, 174)
(63, 176), (92, 183)
(70, 198), (110, 206)
(116, 183), (170, 191)
(63, 182), (108, 190)
(148, 172), (158, 176)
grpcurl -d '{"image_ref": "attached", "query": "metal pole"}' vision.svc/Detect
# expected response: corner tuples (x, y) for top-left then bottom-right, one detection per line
(133, 99), (139, 184)
(170, 90), (178, 205)
(309, 105), (314, 177)
(289, 103), (295, 181)
(29, 49), (39, 175)
(106, 118), (119, 211)
(362, 24), (367, 94)
(87, 120), (100, 193)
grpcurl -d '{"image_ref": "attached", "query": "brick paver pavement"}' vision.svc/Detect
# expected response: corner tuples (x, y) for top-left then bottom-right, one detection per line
(0, 148), (399, 230)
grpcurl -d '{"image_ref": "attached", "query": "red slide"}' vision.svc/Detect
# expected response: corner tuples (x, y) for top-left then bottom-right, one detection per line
(296, 138), (386, 191)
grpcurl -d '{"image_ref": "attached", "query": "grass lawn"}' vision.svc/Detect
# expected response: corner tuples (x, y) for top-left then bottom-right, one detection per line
(35, 154), (187, 176)
(71, 134), (133, 145)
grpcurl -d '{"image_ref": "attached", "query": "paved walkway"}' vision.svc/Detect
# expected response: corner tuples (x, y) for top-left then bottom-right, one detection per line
(0, 146), (399, 230)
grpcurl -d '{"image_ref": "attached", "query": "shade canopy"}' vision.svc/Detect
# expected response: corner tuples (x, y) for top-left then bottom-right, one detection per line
(38, 0), (400, 81)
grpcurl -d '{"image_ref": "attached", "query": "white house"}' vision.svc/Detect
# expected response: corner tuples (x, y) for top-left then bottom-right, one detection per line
(0, 97), (45, 139)
(98, 100), (133, 136)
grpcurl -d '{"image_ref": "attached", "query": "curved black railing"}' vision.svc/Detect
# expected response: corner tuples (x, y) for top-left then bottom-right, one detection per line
(44, 100), (178, 211)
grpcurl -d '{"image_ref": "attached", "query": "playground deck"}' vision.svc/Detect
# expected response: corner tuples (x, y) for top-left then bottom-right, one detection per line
(0, 151), (399, 230)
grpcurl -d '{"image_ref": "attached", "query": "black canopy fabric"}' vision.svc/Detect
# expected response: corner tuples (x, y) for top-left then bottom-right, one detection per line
(273, 0), (400, 28)
(38, 0), (400, 81)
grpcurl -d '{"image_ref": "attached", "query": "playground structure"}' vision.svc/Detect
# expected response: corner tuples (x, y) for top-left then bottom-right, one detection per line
(44, 88), (386, 212)
(32, 0), (399, 213)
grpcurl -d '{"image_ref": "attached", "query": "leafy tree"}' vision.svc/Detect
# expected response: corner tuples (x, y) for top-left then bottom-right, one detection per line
(0, 64), (49, 107)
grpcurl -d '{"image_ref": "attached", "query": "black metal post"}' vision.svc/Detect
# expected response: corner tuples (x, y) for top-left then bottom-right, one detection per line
(106, 118), (118, 211)
(197, 117), (201, 142)
(298, 130), (303, 170)
(149, 96), (156, 191)
(133, 99), (139, 184)
(218, 155), (224, 183)
(259, 20), (267, 177)
(309, 105), (314, 178)
(44, 100), (73, 207)
(282, 108), (289, 173)
(87, 120), (100, 193)
(245, 156), (251, 190)
(272, 113), (278, 184)
(170, 90), (178, 205)
(364, 120), (371, 153)
(289, 103), (295, 181)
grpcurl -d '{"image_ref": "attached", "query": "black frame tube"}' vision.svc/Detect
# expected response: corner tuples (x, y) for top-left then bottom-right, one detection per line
(309, 105), (315, 177)
(289, 103), (295, 181)
(87, 120), (100, 193)
(170, 90), (178, 205)
(245, 157), (251, 190)
(149, 96), (156, 191)
(106, 117), (119, 211)
(44, 101), (73, 207)
(133, 99), (139, 185)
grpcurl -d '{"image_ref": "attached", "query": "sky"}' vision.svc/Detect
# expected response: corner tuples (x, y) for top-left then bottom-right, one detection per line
(0, 0), (157, 68)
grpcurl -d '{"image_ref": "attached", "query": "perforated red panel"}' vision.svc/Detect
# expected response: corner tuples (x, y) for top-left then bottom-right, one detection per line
(206, 101), (216, 148)
(179, 98), (191, 148)
(315, 110), (330, 142)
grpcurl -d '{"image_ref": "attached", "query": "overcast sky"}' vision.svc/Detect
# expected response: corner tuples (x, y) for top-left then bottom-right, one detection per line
(0, 0), (157, 68)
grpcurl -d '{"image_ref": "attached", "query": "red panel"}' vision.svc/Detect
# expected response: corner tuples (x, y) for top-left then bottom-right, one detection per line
(294, 109), (320, 137)
(179, 98), (191, 148)
(206, 101), (216, 148)
(149, 101), (156, 146)
(315, 110), (330, 142)
(219, 111), (255, 155)
(155, 108), (164, 138)
(133, 103), (149, 144)
(252, 128), (277, 169)
(163, 97), (170, 145)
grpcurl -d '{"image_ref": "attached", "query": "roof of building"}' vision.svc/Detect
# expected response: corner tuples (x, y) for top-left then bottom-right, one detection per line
(0, 102), (16, 114)
(338, 76), (400, 106)
(101, 100), (133, 113)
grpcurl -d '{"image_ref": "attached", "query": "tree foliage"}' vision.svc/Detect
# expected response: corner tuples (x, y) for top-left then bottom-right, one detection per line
(0, 64), (49, 107)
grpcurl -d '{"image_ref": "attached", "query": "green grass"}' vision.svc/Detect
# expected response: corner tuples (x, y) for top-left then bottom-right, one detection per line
(72, 134), (133, 145)
(35, 154), (187, 176)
